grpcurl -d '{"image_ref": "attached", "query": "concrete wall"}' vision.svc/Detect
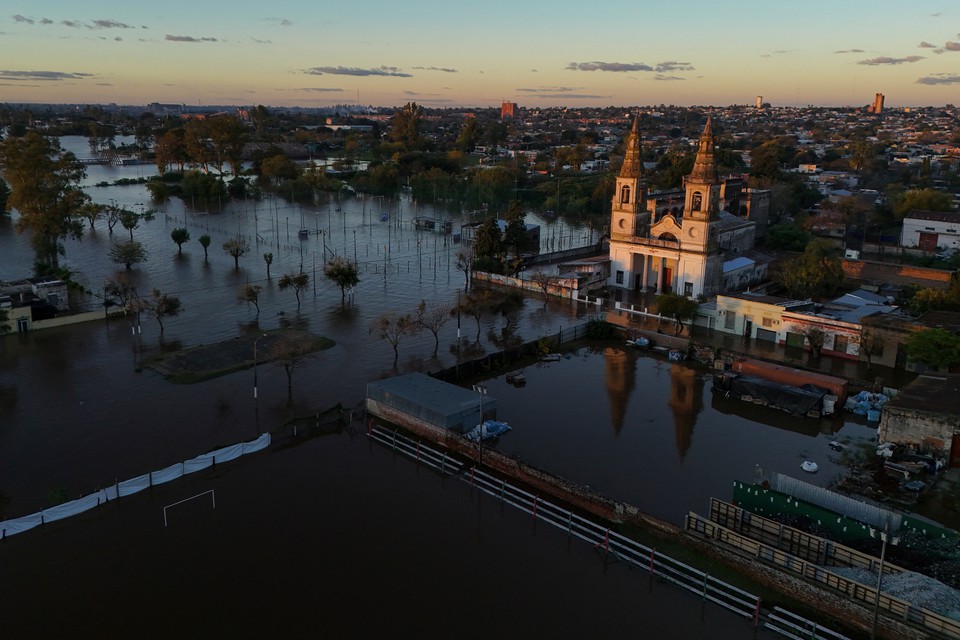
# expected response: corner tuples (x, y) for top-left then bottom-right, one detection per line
(878, 405), (956, 459)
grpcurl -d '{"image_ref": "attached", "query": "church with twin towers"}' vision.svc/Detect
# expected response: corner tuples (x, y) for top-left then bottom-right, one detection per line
(607, 115), (771, 299)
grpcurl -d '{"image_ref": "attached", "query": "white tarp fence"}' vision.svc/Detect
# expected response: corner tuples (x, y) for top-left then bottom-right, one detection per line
(0, 432), (270, 539)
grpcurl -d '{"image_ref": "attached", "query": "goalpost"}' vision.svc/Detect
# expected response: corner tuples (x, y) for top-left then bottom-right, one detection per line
(163, 490), (216, 527)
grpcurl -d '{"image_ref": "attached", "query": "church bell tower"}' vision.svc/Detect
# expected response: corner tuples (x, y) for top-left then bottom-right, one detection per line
(681, 115), (721, 254)
(610, 116), (646, 238)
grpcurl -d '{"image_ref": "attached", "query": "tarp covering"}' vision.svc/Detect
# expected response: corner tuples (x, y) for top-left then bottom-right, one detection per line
(0, 433), (271, 540)
(726, 374), (826, 416)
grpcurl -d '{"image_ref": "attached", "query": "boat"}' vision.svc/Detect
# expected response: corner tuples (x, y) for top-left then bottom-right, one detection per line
(298, 228), (309, 238)
(506, 372), (526, 386)
(540, 353), (562, 362)
(627, 337), (650, 348)
(801, 461), (819, 473)
(464, 420), (511, 442)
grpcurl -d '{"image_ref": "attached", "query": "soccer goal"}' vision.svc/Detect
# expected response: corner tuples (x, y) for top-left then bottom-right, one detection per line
(163, 490), (216, 527)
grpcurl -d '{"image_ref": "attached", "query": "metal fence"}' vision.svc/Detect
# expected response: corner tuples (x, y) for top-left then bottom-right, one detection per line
(687, 507), (960, 639)
(367, 425), (850, 639)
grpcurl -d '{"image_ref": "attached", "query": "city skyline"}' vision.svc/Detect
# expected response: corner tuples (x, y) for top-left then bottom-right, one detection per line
(2, 1), (960, 109)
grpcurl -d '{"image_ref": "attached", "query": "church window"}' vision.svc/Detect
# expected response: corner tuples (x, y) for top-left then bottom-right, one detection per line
(692, 192), (703, 211)
(620, 185), (631, 204)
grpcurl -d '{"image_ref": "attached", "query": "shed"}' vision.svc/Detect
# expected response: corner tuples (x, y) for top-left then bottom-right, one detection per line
(366, 372), (495, 434)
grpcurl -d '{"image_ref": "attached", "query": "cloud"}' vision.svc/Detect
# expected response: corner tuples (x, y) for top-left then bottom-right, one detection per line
(919, 41), (937, 48)
(0, 69), (94, 81)
(251, 37), (272, 44)
(303, 65), (412, 77)
(834, 49), (865, 54)
(566, 61), (653, 72)
(761, 49), (795, 57)
(165, 34), (218, 42)
(916, 73), (960, 84)
(12, 14), (34, 24)
(654, 74), (683, 81)
(858, 55), (924, 65)
(92, 19), (133, 29)
(411, 66), (458, 73)
(655, 61), (694, 72)
(945, 41), (960, 51)
(516, 86), (582, 93)
(295, 87), (344, 92)
(62, 20), (82, 28)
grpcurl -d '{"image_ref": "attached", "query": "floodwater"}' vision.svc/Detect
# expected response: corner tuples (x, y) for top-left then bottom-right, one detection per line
(0, 137), (876, 636)
(0, 430), (773, 639)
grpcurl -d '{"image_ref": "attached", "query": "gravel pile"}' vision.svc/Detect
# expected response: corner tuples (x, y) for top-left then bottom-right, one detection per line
(831, 567), (960, 619)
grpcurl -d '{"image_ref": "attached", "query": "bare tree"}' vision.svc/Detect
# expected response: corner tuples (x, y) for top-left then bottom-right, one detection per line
(456, 250), (472, 291)
(415, 299), (452, 358)
(796, 325), (826, 358)
(372, 312), (417, 365)
(461, 289), (493, 342)
(147, 288), (182, 335)
(268, 332), (317, 406)
(238, 283), (263, 317)
(860, 329), (885, 369)
(278, 272), (309, 309)
(223, 237), (250, 269)
(530, 269), (552, 299)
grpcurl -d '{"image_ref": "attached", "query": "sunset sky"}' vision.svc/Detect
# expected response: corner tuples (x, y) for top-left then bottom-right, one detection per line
(2, 1), (959, 108)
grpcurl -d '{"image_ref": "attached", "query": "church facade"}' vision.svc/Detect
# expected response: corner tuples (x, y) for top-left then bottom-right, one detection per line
(607, 116), (767, 299)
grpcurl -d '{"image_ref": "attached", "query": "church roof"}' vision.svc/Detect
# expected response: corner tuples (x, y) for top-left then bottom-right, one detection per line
(618, 115), (642, 179)
(686, 115), (719, 184)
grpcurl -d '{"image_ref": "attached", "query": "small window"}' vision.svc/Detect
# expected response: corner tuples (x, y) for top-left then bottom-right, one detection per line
(692, 191), (703, 211)
(615, 270), (624, 284)
(683, 282), (693, 297)
(948, 229), (956, 233)
(926, 227), (936, 231)
(620, 185), (631, 204)
(762, 317), (774, 328)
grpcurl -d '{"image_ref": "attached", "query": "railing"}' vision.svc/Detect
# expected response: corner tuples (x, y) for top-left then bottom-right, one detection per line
(686, 510), (960, 639)
(368, 426), (850, 639)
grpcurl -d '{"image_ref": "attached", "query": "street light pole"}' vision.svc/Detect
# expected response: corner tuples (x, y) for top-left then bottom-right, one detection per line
(253, 333), (268, 400)
(474, 384), (487, 465)
(870, 522), (899, 640)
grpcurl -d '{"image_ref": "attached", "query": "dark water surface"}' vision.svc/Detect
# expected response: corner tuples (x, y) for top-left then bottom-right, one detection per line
(0, 430), (776, 639)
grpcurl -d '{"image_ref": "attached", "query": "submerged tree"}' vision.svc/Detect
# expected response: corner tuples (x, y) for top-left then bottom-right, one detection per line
(148, 288), (182, 335)
(223, 237), (250, 269)
(238, 283), (263, 317)
(199, 234), (211, 262)
(171, 227), (190, 254)
(324, 257), (360, 303)
(269, 332), (318, 406)
(263, 252), (273, 279)
(416, 299), (452, 358)
(372, 312), (416, 365)
(109, 240), (148, 270)
(655, 293), (699, 335)
(0, 131), (87, 270)
(278, 272), (309, 309)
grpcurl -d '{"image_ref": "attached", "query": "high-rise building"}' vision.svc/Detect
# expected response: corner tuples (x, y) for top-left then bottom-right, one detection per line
(869, 93), (884, 114)
(756, 96), (763, 109)
(500, 101), (518, 120)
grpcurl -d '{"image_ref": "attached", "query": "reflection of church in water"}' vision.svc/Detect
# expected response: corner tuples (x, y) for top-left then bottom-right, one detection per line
(604, 348), (703, 458)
